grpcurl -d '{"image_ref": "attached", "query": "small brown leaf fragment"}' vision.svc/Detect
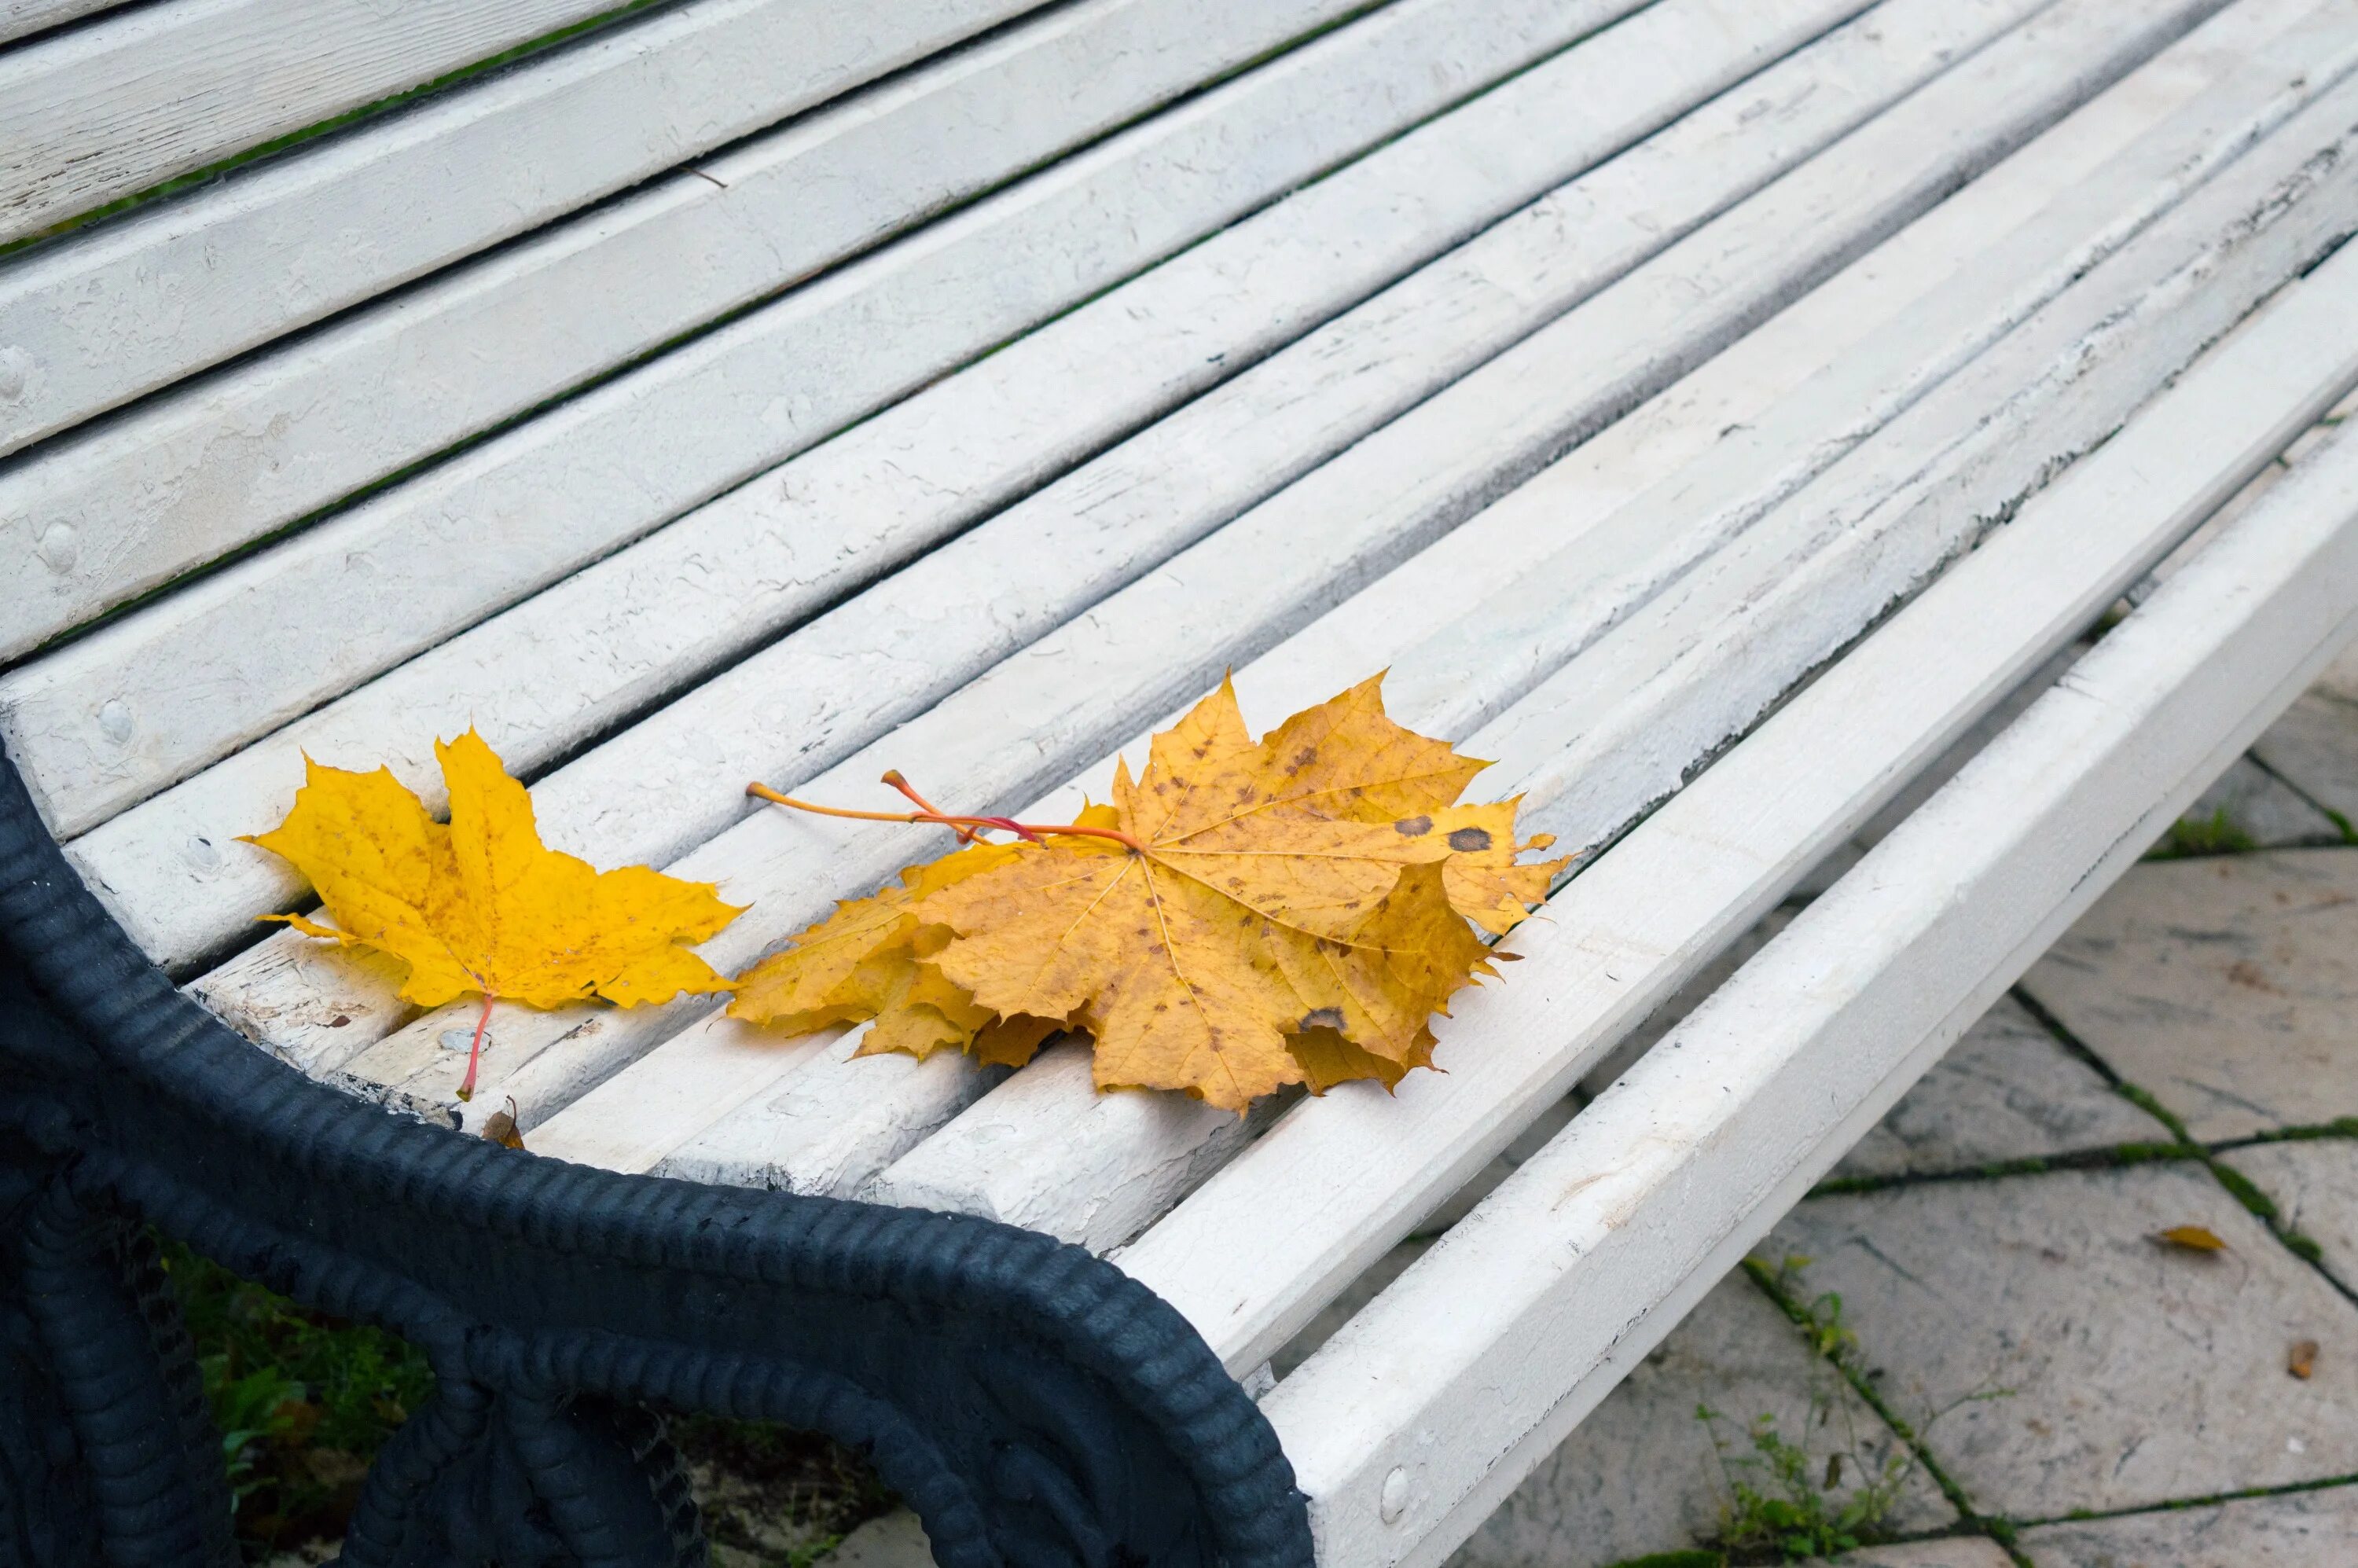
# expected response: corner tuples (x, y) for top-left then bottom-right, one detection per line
(2290, 1339), (2319, 1380)
(2154, 1224), (2228, 1253)
(970, 1014), (1067, 1070)
(482, 1097), (526, 1150)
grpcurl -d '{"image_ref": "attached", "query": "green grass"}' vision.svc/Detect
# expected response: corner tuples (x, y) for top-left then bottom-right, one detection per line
(162, 1239), (434, 1554)
(1698, 1404), (1914, 1562)
(164, 1236), (891, 1561)
(2149, 807), (2258, 860)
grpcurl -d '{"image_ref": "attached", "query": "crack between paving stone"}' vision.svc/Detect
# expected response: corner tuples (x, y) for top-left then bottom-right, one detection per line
(1737, 1256), (2037, 1568)
(1809, 1141), (2205, 1200)
(2242, 749), (2358, 847)
(2004, 1469), (2358, 1533)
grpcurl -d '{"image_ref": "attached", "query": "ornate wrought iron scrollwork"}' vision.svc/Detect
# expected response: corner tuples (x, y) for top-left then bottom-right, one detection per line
(0, 746), (1314, 1568)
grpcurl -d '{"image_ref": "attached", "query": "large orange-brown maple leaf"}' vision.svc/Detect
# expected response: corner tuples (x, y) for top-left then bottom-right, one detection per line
(733, 676), (1560, 1111)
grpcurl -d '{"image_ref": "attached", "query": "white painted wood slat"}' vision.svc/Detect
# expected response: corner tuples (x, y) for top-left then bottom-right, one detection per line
(0, 0), (117, 48)
(1265, 402), (2358, 1568)
(0, 0), (1041, 457)
(0, 0), (1639, 810)
(0, 0), (627, 244)
(858, 39), (2358, 1252)
(98, 0), (1925, 1012)
(520, 0), (2294, 1174)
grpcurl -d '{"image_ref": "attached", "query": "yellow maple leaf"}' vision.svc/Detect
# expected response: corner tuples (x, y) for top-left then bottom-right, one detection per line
(243, 729), (742, 1097)
(732, 676), (1563, 1112)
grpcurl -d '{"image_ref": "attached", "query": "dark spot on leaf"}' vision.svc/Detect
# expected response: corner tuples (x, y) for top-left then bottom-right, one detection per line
(1447, 827), (1493, 852)
(1394, 815), (1433, 836)
(1288, 747), (1318, 773)
(1300, 1008), (1345, 1031)
(327, 1014), (351, 1027)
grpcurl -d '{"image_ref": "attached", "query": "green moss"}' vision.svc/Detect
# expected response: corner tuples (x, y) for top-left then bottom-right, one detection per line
(0, 0), (670, 263)
(2206, 1161), (2280, 1221)
(2111, 1083), (2196, 1144)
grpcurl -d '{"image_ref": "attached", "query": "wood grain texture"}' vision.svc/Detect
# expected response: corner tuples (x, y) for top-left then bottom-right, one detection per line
(0, 0), (1622, 810)
(0, 0), (1040, 457)
(110, 0), (1907, 1030)
(859, 7), (2358, 1252)
(1265, 387), (2358, 1568)
(0, 0), (626, 243)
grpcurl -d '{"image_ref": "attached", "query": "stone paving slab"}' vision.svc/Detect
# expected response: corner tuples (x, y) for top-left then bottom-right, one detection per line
(2018, 1482), (2358, 1566)
(2170, 756), (2341, 852)
(2018, 850), (2358, 1140)
(1822, 1540), (2014, 1567)
(1762, 1163), (2358, 1523)
(1447, 1272), (1953, 1568)
(2252, 692), (2358, 832)
(2218, 1138), (2358, 1299)
(1833, 996), (2162, 1181)
(2305, 634), (2358, 708)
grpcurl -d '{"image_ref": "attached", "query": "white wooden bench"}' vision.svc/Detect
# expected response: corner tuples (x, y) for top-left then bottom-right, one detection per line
(9, 0), (2358, 1560)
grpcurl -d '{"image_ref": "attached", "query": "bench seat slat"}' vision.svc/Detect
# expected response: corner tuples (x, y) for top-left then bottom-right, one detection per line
(0, 0), (630, 244)
(0, 0), (1587, 690)
(649, 25), (2204, 1192)
(526, 0), (2283, 1176)
(68, 0), (1894, 991)
(858, 36), (2358, 1252)
(1266, 395), (2358, 1566)
(0, 0), (1039, 461)
(370, 0), (2167, 1148)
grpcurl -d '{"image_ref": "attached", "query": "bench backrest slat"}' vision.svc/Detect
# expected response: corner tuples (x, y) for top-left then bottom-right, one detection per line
(0, 0), (1038, 457)
(0, 0), (634, 245)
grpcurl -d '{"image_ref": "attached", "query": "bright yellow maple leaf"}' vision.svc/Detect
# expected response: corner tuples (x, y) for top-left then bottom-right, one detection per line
(243, 729), (742, 1097)
(733, 675), (1563, 1111)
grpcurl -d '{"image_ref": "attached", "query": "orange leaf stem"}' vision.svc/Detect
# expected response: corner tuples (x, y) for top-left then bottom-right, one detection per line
(745, 780), (1144, 852)
(881, 769), (975, 843)
(456, 991), (495, 1103)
